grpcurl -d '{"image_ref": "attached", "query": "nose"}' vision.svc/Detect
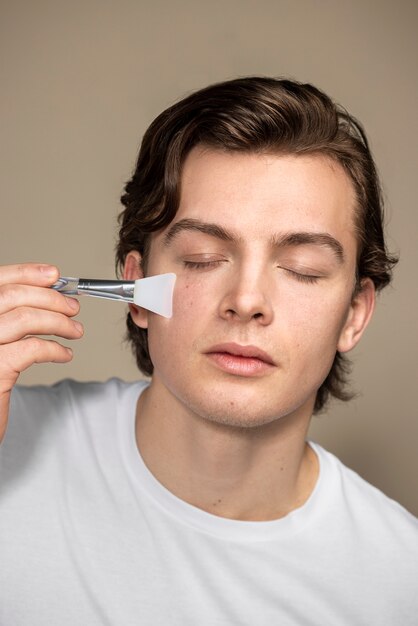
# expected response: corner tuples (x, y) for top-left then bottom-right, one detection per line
(218, 263), (274, 325)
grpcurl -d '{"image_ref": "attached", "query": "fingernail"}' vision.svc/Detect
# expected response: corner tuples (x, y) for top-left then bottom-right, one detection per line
(65, 297), (79, 311)
(73, 321), (83, 334)
(40, 265), (57, 277)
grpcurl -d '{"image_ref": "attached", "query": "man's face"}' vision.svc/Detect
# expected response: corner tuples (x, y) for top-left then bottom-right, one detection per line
(129, 146), (373, 428)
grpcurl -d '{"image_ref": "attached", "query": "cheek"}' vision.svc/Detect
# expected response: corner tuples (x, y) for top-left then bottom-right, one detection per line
(173, 275), (216, 319)
(281, 288), (351, 354)
(175, 281), (197, 315)
(147, 278), (210, 355)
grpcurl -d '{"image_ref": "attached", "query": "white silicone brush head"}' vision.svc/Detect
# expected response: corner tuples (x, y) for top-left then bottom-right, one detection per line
(133, 273), (176, 318)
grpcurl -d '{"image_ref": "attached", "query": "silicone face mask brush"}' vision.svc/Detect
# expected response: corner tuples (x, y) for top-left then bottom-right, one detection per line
(51, 273), (176, 318)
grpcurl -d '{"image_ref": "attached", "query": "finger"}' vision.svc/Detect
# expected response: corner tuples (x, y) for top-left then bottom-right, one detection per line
(0, 338), (73, 384)
(0, 307), (84, 344)
(0, 263), (59, 288)
(0, 283), (79, 317)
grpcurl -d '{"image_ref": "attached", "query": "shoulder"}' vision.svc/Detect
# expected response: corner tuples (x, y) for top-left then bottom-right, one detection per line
(2, 378), (148, 478)
(312, 441), (418, 540)
(309, 442), (418, 621)
(6, 377), (148, 446)
(11, 377), (145, 411)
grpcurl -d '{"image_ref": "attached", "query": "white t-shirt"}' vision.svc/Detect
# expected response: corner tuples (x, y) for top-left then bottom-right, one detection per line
(1, 378), (417, 625)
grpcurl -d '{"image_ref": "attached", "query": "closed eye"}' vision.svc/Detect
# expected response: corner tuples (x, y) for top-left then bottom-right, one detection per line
(183, 260), (225, 270)
(282, 268), (321, 284)
(182, 259), (322, 283)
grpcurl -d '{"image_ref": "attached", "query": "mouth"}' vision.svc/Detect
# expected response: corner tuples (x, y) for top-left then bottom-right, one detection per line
(204, 342), (276, 377)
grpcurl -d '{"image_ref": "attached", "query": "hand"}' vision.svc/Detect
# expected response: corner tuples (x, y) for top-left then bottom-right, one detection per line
(0, 263), (83, 443)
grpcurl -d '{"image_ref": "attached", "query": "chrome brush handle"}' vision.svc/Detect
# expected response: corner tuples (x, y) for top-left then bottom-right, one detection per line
(51, 277), (135, 302)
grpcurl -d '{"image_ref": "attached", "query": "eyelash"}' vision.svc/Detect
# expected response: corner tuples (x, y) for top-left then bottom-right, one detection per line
(183, 260), (224, 270)
(284, 270), (320, 284)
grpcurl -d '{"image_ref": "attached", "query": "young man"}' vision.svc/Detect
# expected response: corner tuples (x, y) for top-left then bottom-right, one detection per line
(0, 77), (417, 624)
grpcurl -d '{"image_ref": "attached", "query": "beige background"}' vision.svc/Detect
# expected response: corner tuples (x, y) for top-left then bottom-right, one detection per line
(1, 0), (417, 515)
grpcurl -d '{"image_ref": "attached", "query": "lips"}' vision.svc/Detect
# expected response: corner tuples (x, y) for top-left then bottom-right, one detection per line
(204, 342), (276, 376)
(206, 343), (275, 364)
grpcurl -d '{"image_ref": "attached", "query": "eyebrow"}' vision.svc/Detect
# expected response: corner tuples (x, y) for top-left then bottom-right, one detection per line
(163, 218), (345, 263)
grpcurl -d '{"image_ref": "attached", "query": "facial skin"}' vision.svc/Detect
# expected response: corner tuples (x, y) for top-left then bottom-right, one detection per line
(123, 146), (375, 520)
(126, 147), (374, 429)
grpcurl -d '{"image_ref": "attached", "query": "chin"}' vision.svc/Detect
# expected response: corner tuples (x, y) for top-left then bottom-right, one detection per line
(203, 412), (284, 430)
(187, 394), (312, 431)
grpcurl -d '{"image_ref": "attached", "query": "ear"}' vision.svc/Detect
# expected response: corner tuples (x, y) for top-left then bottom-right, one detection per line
(337, 278), (376, 353)
(123, 251), (148, 330)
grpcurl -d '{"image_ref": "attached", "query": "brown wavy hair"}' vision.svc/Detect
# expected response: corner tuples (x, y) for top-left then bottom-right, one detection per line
(116, 76), (398, 413)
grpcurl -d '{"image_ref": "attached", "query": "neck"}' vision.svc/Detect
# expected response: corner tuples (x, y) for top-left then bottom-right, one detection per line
(135, 379), (319, 522)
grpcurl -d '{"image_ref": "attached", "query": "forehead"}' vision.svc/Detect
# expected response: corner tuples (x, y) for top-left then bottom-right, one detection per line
(175, 146), (357, 243)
